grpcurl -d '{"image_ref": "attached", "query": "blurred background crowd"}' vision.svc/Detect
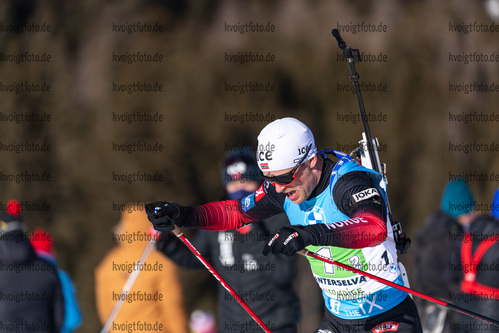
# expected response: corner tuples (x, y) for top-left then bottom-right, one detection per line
(0, 0), (498, 332)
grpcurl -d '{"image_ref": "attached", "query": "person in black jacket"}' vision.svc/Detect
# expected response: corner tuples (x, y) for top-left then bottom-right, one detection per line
(0, 200), (65, 333)
(412, 179), (477, 333)
(156, 149), (300, 333)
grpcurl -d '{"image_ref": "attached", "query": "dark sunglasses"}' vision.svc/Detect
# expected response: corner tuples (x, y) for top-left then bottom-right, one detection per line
(262, 146), (311, 186)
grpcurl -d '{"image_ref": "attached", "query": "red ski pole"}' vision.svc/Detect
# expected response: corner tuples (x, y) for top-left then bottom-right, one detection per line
(171, 226), (272, 333)
(298, 249), (499, 327)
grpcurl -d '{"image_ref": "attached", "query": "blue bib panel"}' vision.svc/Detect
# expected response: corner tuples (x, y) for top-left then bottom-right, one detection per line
(283, 158), (406, 319)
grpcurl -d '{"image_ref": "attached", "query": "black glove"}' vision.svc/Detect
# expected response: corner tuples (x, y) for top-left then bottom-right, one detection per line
(262, 225), (314, 257)
(145, 201), (185, 233)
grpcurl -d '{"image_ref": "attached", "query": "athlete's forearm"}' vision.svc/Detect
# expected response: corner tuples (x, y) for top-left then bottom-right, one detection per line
(305, 212), (387, 248)
(183, 200), (254, 230)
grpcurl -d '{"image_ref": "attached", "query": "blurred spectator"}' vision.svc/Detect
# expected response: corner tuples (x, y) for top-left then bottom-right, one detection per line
(412, 179), (477, 333)
(189, 310), (216, 333)
(0, 200), (65, 333)
(30, 228), (83, 333)
(449, 186), (499, 332)
(156, 150), (300, 333)
(94, 205), (188, 333)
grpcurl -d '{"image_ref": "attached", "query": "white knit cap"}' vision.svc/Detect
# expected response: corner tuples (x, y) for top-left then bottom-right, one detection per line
(256, 117), (317, 172)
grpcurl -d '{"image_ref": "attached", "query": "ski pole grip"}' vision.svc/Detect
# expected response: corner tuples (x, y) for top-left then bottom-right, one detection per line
(297, 249), (309, 256)
(171, 225), (183, 237)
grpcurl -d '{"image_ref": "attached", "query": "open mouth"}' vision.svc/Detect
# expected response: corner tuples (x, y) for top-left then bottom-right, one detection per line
(286, 190), (298, 201)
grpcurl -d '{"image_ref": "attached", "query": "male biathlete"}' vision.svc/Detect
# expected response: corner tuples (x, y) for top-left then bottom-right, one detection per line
(146, 117), (422, 333)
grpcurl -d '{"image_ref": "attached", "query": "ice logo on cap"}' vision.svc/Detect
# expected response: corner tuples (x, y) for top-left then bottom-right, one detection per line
(293, 143), (313, 164)
(256, 142), (275, 162)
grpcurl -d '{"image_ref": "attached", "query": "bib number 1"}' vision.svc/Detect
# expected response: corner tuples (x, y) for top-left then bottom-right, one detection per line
(316, 247), (335, 274)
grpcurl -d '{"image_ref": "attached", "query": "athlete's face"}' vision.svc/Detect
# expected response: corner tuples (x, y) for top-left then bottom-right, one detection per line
(263, 157), (320, 204)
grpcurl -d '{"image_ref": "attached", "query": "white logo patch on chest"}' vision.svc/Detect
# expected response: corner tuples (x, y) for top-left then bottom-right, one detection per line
(305, 206), (326, 225)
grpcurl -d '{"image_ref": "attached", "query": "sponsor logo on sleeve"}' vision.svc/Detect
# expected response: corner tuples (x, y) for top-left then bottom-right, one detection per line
(241, 193), (256, 212)
(255, 184), (265, 202)
(352, 188), (379, 203)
